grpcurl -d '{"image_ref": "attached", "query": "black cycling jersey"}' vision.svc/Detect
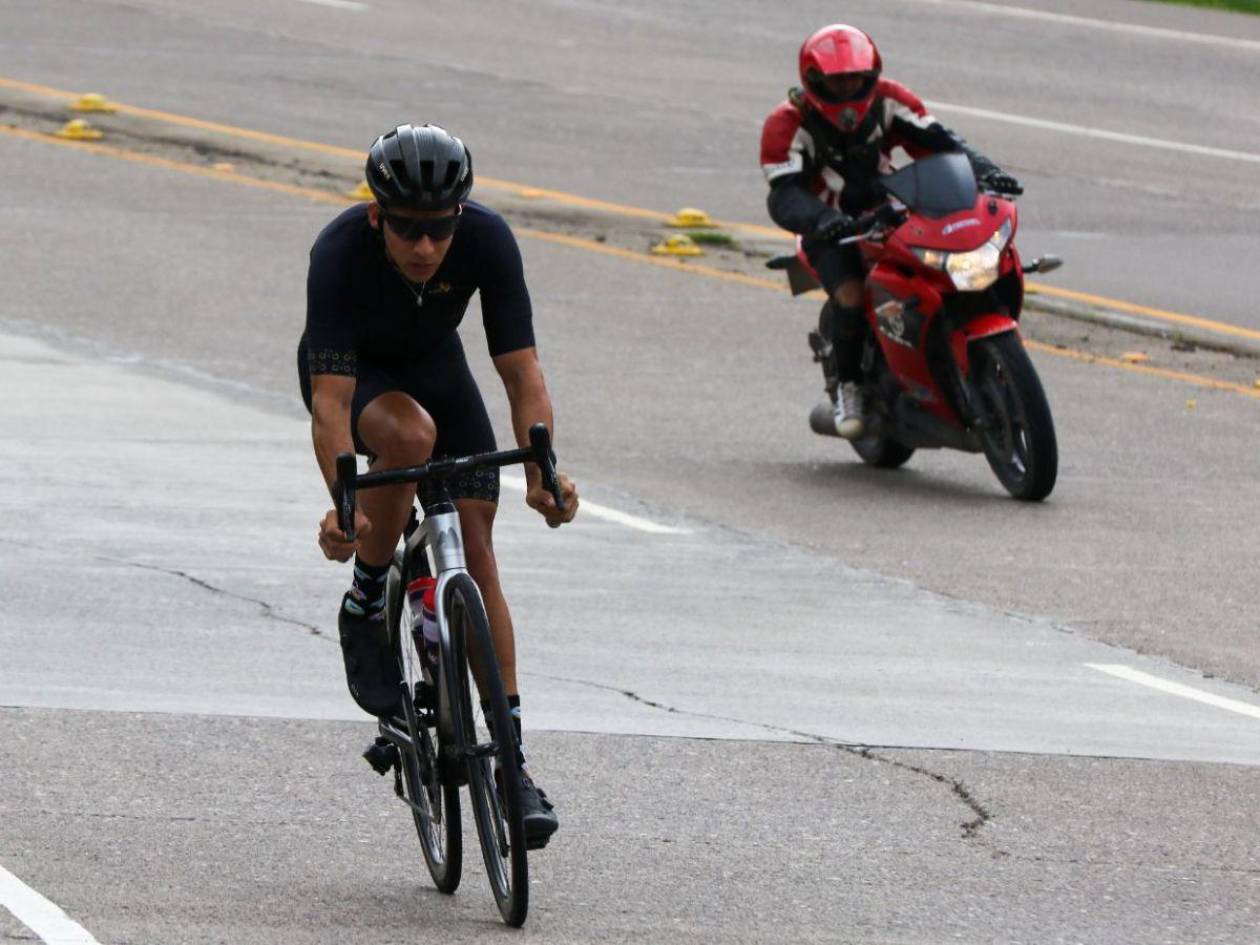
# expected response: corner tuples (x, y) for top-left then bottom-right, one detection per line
(300, 199), (535, 378)
(298, 200), (534, 505)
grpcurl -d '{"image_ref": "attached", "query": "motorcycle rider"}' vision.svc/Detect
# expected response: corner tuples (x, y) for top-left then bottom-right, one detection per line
(760, 24), (1023, 439)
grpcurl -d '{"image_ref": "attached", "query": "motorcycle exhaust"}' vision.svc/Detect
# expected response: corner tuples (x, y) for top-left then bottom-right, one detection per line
(809, 402), (843, 437)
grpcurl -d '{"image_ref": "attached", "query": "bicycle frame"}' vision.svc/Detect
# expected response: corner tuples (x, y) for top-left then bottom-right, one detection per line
(332, 422), (562, 926)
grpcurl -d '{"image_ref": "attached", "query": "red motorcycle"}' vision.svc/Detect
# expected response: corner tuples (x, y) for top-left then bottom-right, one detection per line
(768, 152), (1062, 501)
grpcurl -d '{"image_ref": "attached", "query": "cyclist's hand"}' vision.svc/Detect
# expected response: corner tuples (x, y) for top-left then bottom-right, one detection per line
(527, 473), (579, 528)
(318, 508), (372, 561)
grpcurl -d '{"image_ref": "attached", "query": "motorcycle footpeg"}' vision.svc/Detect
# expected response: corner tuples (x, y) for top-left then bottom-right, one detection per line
(363, 736), (399, 776)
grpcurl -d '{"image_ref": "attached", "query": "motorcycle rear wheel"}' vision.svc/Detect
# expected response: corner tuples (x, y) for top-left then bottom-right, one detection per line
(973, 333), (1058, 501)
(850, 423), (916, 469)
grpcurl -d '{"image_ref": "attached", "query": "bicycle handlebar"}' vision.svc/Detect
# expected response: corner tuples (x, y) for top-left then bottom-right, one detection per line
(332, 421), (566, 538)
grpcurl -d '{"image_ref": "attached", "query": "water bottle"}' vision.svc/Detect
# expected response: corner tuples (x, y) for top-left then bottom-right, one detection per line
(406, 577), (440, 679)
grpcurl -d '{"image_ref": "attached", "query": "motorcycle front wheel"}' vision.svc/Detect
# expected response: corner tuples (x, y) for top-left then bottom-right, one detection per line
(973, 333), (1058, 501)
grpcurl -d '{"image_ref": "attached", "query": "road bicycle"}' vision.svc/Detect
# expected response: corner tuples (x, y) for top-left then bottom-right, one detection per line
(332, 422), (565, 927)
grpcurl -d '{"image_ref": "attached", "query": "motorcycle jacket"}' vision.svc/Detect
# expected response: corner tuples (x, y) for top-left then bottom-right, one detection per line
(760, 80), (1004, 236)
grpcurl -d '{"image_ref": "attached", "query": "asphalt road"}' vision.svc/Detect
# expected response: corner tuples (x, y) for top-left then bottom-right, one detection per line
(4, 0), (1260, 326)
(2, 1), (1259, 943)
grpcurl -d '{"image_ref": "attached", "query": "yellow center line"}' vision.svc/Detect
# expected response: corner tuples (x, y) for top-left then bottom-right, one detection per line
(0, 125), (349, 205)
(1026, 283), (1260, 343)
(4, 72), (1254, 347)
(5, 120), (1257, 402)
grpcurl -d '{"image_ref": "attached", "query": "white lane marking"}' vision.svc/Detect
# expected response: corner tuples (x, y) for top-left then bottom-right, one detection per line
(500, 473), (690, 535)
(928, 101), (1260, 166)
(1087, 664), (1260, 721)
(907, 0), (1260, 53)
(295, 0), (368, 10)
(0, 863), (103, 945)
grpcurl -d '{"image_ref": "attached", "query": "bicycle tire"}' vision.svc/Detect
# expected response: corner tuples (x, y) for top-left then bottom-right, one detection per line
(386, 559), (462, 894)
(445, 573), (529, 927)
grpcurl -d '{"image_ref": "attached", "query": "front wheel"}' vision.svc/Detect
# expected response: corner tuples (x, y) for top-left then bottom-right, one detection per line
(388, 562), (462, 894)
(446, 574), (529, 927)
(972, 333), (1058, 501)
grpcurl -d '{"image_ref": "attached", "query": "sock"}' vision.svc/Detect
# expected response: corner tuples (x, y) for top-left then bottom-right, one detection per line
(483, 694), (526, 769)
(343, 556), (390, 619)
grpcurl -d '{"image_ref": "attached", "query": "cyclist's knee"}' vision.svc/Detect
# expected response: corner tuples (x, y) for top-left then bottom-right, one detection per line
(361, 395), (436, 464)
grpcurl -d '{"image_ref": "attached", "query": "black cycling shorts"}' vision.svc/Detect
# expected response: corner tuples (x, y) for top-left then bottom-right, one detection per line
(805, 239), (865, 296)
(298, 337), (500, 505)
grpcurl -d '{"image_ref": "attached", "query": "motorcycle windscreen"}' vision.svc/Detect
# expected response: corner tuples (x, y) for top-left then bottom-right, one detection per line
(882, 152), (977, 219)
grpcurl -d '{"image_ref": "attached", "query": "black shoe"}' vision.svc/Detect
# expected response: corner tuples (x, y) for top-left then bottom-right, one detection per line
(363, 736), (399, 775)
(517, 773), (558, 850)
(338, 595), (403, 716)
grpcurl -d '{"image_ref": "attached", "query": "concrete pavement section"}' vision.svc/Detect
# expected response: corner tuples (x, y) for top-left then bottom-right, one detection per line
(2, 331), (1258, 763)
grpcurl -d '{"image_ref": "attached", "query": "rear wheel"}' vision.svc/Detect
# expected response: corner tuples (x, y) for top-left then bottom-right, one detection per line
(387, 562), (461, 894)
(972, 333), (1058, 501)
(446, 574), (529, 927)
(850, 419), (916, 469)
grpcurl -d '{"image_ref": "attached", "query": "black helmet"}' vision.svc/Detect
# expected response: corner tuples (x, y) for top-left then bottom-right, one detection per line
(365, 123), (473, 211)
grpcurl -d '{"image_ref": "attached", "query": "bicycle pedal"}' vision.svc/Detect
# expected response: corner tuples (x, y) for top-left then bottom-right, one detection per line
(363, 737), (399, 776)
(464, 741), (499, 760)
(524, 833), (554, 851)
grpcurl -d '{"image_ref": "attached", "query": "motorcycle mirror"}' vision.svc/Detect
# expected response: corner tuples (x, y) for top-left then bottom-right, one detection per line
(1024, 255), (1064, 274)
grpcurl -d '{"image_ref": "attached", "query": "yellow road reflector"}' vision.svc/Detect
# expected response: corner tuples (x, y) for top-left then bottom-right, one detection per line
(651, 234), (704, 257)
(211, 161), (235, 172)
(1120, 351), (1149, 364)
(668, 207), (717, 228)
(515, 187), (544, 199)
(71, 93), (117, 113)
(348, 181), (373, 200)
(1186, 399), (1197, 410)
(55, 119), (103, 141)
(1254, 379), (1260, 389)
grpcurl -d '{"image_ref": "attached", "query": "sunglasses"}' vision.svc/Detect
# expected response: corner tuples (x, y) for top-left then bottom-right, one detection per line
(382, 206), (462, 242)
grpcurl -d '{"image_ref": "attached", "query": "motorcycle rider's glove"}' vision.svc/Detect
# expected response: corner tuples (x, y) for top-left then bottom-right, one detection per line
(980, 169), (1023, 195)
(811, 208), (857, 244)
(863, 203), (909, 232)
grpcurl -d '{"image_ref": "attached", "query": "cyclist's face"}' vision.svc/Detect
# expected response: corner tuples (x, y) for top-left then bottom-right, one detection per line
(371, 204), (459, 282)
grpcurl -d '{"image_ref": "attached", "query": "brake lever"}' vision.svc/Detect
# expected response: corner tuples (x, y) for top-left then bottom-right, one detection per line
(333, 453), (358, 542)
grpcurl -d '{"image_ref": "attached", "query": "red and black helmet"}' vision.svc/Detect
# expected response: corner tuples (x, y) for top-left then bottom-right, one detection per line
(798, 24), (883, 131)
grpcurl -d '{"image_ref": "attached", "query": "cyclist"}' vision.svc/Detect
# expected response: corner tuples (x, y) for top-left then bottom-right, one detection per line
(760, 24), (1022, 438)
(298, 123), (578, 847)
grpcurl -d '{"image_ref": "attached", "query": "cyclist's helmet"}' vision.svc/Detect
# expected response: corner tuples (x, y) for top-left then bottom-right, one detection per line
(799, 25), (883, 132)
(365, 123), (473, 211)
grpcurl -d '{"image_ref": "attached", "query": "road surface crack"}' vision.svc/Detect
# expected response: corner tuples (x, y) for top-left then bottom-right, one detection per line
(524, 671), (993, 839)
(95, 556), (325, 637)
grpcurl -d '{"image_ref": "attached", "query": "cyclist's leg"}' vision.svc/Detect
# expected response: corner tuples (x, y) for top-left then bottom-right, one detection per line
(353, 388), (436, 566)
(456, 498), (516, 692)
(419, 353), (558, 836)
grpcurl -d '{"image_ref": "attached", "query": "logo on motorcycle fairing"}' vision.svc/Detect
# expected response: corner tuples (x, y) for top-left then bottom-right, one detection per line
(875, 300), (916, 349)
(942, 218), (981, 235)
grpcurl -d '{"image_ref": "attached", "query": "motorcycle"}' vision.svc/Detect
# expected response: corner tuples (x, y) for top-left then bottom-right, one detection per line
(767, 151), (1062, 501)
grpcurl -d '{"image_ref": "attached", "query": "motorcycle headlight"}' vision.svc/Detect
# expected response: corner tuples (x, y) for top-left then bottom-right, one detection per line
(913, 220), (1013, 292)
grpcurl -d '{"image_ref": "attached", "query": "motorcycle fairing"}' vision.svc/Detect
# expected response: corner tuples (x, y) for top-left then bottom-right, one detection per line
(949, 315), (1020, 376)
(866, 266), (954, 420)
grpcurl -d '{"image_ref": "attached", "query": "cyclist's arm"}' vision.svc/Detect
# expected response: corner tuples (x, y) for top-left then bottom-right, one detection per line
(493, 347), (554, 489)
(310, 372), (356, 497)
